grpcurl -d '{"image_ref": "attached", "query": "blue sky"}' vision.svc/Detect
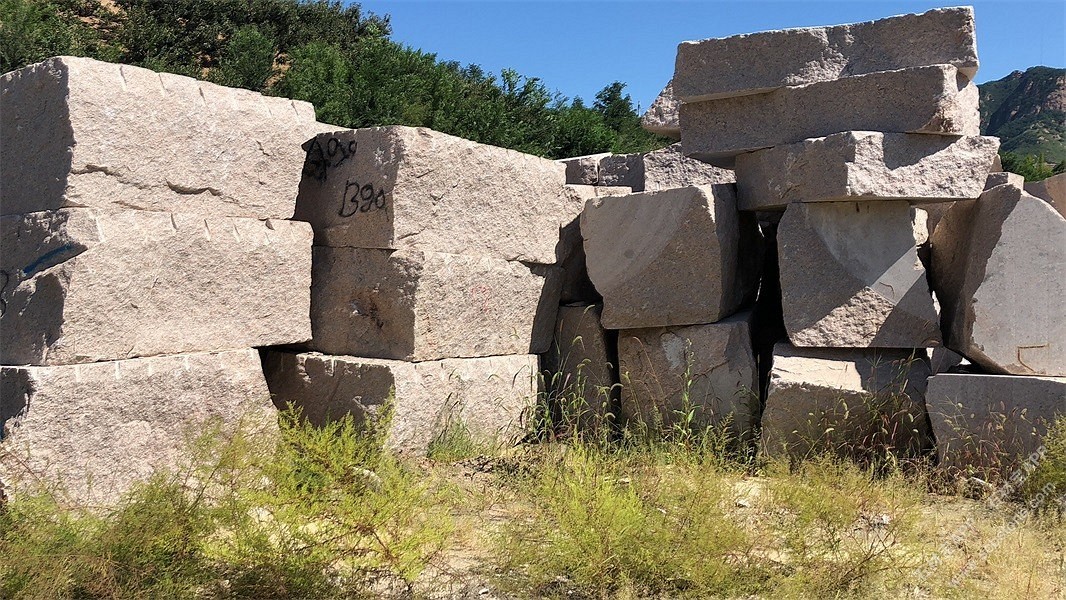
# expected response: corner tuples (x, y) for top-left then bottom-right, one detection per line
(355, 1), (1066, 113)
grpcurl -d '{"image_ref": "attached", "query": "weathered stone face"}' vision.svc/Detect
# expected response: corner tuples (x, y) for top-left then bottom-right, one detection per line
(642, 143), (736, 192)
(0, 209), (312, 366)
(0, 350), (277, 506)
(559, 153), (612, 185)
(618, 311), (758, 442)
(761, 344), (933, 459)
(543, 304), (618, 432)
(1024, 172), (1066, 219)
(293, 126), (569, 264)
(557, 185), (632, 304)
(930, 183), (1066, 375)
(680, 65), (980, 166)
(309, 247), (561, 362)
(777, 201), (941, 348)
(735, 132), (998, 210)
(926, 373), (1066, 473)
(674, 7), (978, 102)
(261, 351), (538, 456)
(640, 80), (680, 139)
(985, 171), (1025, 190)
(581, 185), (755, 329)
(0, 56), (329, 219)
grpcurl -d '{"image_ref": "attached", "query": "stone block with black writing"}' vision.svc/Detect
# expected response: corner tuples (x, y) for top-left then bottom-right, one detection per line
(309, 247), (561, 361)
(294, 126), (569, 264)
(0, 209), (312, 366)
(262, 351), (538, 455)
(1, 350), (276, 505)
(1, 56), (329, 219)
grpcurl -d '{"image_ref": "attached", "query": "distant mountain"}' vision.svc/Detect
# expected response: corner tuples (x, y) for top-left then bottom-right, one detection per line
(979, 66), (1066, 163)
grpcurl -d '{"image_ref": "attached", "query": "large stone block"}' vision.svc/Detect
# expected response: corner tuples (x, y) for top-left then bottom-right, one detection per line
(294, 126), (569, 264)
(761, 344), (933, 459)
(1024, 173), (1066, 219)
(559, 153), (612, 185)
(0, 209), (312, 366)
(542, 304), (618, 431)
(309, 247), (560, 361)
(0, 350), (276, 505)
(640, 80), (680, 139)
(642, 143), (735, 191)
(618, 311), (758, 442)
(674, 7), (978, 102)
(261, 351), (538, 456)
(930, 183), (1066, 375)
(778, 201), (941, 348)
(680, 65), (979, 166)
(735, 133), (998, 210)
(558, 185), (632, 303)
(1, 56), (328, 219)
(581, 185), (755, 329)
(926, 373), (1066, 472)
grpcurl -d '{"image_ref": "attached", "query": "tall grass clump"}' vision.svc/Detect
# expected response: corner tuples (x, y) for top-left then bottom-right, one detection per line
(0, 408), (453, 599)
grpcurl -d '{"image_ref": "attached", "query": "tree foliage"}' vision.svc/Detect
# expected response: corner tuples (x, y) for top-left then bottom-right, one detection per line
(0, 0), (667, 158)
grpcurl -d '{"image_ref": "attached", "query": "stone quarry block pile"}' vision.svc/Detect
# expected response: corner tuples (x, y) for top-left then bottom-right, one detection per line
(2, 7), (1064, 503)
(629, 5), (1063, 465)
(0, 57), (324, 504)
(264, 126), (567, 455)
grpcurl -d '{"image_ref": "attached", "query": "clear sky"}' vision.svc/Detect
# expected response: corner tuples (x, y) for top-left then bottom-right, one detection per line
(355, 0), (1066, 113)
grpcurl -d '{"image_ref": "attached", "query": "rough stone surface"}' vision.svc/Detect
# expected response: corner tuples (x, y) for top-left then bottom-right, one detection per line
(559, 153), (611, 185)
(599, 154), (645, 189)
(930, 183), (1066, 375)
(640, 80), (680, 138)
(674, 7), (978, 102)
(261, 351), (538, 456)
(926, 373), (1066, 472)
(761, 344), (933, 458)
(542, 304), (618, 431)
(680, 65), (980, 166)
(735, 132), (998, 210)
(985, 171), (1024, 190)
(0, 350), (276, 505)
(911, 207), (930, 246)
(1, 56), (329, 219)
(1024, 172), (1066, 218)
(309, 247), (561, 361)
(294, 126), (569, 264)
(778, 201), (941, 348)
(618, 311), (758, 441)
(581, 185), (755, 329)
(0, 209), (312, 366)
(558, 185), (632, 303)
(642, 143), (736, 191)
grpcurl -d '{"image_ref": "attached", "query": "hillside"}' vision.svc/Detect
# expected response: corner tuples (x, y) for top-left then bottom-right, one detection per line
(979, 66), (1066, 162)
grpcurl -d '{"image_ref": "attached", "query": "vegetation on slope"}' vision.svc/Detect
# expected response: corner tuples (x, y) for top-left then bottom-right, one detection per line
(0, 0), (667, 159)
(979, 66), (1066, 164)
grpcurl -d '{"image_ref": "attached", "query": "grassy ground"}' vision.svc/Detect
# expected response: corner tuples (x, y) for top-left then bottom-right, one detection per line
(2, 411), (1064, 599)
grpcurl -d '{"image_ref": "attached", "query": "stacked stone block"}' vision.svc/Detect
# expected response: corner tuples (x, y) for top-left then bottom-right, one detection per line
(635, 6), (1066, 466)
(0, 57), (323, 504)
(264, 126), (566, 454)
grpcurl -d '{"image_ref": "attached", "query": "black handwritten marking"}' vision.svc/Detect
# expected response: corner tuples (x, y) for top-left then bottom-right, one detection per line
(0, 270), (8, 317)
(303, 137), (358, 181)
(340, 178), (388, 217)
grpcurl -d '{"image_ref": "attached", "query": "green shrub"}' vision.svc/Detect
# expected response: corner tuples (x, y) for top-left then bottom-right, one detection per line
(0, 409), (453, 598)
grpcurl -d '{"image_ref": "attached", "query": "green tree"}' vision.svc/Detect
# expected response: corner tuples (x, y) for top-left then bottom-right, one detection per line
(210, 25), (276, 91)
